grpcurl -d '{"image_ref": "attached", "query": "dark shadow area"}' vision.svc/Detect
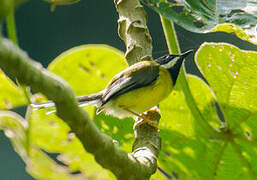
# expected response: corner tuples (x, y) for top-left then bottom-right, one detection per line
(0, 131), (34, 180)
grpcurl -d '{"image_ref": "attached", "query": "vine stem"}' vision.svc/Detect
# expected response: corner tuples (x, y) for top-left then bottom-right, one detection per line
(160, 15), (222, 138)
(160, 17), (180, 54)
(6, 8), (32, 104)
(6, 8), (32, 155)
(6, 8), (18, 45)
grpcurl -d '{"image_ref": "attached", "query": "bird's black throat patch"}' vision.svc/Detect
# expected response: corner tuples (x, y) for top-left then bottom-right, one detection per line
(168, 57), (184, 84)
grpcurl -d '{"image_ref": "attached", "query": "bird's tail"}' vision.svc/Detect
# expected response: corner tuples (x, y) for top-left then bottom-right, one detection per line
(76, 93), (102, 107)
(31, 92), (103, 114)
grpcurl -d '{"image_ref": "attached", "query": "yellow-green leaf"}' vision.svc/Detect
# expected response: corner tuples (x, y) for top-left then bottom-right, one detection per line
(210, 23), (257, 45)
(0, 69), (27, 110)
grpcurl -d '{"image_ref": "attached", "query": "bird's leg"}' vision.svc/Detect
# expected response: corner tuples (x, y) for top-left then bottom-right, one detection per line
(123, 108), (158, 130)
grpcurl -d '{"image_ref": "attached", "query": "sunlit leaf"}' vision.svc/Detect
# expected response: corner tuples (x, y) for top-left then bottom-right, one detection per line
(155, 43), (257, 179)
(0, 69), (28, 110)
(191, 42), (257, 179)
(196, 43), (257, 128)
(158, 75), (222, 179)
(29, 109), (116, 179)
(48, 44), (127, 96)
(210, 23), (256, 44)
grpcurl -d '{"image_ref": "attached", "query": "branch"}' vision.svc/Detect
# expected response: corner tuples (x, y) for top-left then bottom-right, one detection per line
(114, 0), (153, 65)
(114, 0), (161, 179)
(0, 38), (159, 179)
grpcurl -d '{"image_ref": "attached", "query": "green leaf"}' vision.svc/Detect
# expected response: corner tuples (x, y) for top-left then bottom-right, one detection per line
(27, 147), (87, 180)
(215, 142), (253, 179)
(0, 111), (85, 180)
(0, 69), (28, 109)
(142, 0), (257, 41)
(158, 75), (222, 179)
(30, 44), (134, 179)
(29, 108), (116, 179)
(157, 69), (257, 179)
(48, 44), (127, 96)
(196, 42), (257, 128)
(183, 42), (257, 179)
(210, 23), (256, 45)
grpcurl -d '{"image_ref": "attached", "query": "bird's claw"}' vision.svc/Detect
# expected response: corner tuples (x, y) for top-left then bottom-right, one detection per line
(133, 114), (159, 130)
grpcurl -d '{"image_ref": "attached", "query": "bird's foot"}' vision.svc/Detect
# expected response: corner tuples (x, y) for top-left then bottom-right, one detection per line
(123, 107), (160, 130)
(134, 115), (159, 130)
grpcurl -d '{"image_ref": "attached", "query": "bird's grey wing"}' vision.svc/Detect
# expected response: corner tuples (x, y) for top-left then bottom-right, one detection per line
(101, 62), (160, 105)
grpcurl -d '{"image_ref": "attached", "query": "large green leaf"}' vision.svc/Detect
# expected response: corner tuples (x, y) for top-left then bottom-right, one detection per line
(158, 75), (223, 179)
(196, 43), (257, 128)
(155, 43), (257, 179)
(30, 44), (135, 179)
(48, 44), (128, 96)
(0, 69), (28, 110)
(193, 43), (257, 179)
(142, 0), (257, 41)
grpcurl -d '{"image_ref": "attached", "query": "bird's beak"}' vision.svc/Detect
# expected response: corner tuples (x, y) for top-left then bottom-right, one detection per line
(180, 49), (194, 58)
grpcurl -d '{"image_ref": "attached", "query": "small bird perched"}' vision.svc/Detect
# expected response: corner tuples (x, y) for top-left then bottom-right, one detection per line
(32, 50), (193, 128)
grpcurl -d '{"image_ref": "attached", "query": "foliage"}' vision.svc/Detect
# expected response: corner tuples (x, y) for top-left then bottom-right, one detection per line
(159, 43), (257, 179)
(0, 0), (257, 179)
(142, 0), (257, 42)
(0, 70), (27, 109)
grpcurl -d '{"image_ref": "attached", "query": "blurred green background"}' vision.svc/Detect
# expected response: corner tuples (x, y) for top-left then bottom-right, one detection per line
(1, 0), (256, 179)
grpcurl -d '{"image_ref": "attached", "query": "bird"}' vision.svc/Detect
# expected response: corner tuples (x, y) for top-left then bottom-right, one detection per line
(31, 50), (193, 128)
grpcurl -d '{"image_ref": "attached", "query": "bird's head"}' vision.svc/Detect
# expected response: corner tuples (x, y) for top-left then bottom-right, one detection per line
(154, 49), (193, 83)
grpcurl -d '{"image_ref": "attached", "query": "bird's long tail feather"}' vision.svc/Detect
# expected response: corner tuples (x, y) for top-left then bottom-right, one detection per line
(31, 92), (103, 114)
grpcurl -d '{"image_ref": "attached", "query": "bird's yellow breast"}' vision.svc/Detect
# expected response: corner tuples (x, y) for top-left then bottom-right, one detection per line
(111, 66), (173, 113)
